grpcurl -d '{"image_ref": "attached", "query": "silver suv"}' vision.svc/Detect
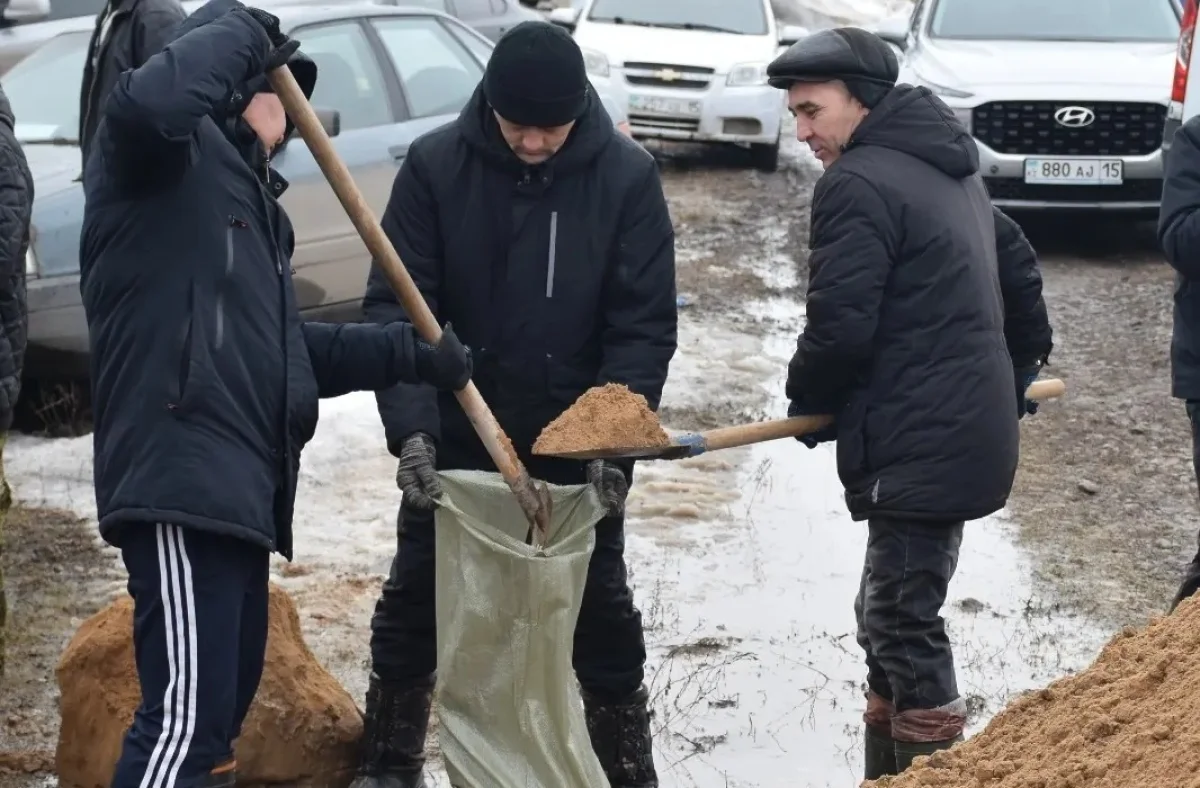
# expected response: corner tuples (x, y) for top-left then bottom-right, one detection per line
(873, 0), (1180, 215)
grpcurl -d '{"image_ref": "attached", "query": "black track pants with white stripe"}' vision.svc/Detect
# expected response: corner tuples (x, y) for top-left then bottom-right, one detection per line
(111, 523), (270, 788)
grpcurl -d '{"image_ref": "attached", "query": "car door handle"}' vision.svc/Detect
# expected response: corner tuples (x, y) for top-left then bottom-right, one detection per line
(389, 144), (408, 163)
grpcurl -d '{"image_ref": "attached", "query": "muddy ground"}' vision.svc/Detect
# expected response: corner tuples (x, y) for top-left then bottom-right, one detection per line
(0, 139), (1193, 783)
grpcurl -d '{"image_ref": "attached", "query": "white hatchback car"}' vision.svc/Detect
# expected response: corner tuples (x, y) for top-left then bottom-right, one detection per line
(549, 0), (808, 171)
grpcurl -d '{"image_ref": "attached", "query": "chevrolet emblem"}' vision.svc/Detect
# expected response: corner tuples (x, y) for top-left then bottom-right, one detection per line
(654, 69), (683, 81)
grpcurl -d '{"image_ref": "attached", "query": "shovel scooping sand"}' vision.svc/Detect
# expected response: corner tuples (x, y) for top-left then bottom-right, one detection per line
(534, 379), (1067, 461)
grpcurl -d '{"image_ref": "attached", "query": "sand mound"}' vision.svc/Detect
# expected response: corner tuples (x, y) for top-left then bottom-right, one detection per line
(533, 383), (670, 455)
(56, 583), (361, 787)
(866, 596), (1200, 788)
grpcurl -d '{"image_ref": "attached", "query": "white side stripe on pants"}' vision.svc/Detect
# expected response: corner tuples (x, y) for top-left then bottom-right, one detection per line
(138, 524), (199, 788)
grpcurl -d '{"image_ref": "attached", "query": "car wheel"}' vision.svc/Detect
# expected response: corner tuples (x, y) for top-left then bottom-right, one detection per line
(750, 140), (780, 173)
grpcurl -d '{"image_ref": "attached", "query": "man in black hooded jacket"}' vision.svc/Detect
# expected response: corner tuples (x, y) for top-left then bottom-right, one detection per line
(353, 21), (676, 788)
(767, 27), (1029, 777)
(80, 2), (472, 784)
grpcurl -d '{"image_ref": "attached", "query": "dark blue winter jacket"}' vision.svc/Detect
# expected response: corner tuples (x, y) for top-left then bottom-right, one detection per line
(80, 0), (426, 558)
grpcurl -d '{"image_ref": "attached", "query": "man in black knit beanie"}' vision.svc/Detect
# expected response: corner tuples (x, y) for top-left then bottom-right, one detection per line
(352, 20), (677, 788)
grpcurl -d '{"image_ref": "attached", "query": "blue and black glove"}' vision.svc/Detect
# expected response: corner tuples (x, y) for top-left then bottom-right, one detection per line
(1016, 364), (1042, 419)
(788, 399), (838, 449)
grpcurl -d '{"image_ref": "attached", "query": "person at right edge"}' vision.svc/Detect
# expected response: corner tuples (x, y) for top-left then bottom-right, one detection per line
(766, 28), (1048, 779)
(1159, 111), (1200, 613)
(353, 21), (676, 788)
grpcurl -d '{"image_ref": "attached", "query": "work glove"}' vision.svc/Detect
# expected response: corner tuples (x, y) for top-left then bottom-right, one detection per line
(396, 432), (440, 510)
(243, 6), (299, 70)
(414, 323), (473, 391)
(1016, 364), (1042, 419)
(788, 399), (838, 449)
(587, 460), (629, 516)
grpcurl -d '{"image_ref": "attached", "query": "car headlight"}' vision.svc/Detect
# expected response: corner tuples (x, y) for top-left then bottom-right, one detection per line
(727, 62), (769, 87)
(581, 48), (609, 78)
(25, 245), (37, 278)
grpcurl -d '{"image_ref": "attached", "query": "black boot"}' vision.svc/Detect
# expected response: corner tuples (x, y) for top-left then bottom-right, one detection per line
(349, 672), (435, 788)
(894, 735), (963, 773)
(582, 684), (658, 787)
(863, 725), (897, 780)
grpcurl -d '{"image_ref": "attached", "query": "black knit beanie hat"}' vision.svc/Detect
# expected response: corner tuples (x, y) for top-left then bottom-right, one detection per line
(483, 21), (588, 128)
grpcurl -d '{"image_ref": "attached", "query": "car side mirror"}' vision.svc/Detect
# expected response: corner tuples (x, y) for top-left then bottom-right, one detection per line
(3, 0), (50, 24)
(548, 6), (579, 31)
(871, 17), (909, 51)
(778, 24), (809, 47)
(315, 107), (341, 138)
(282, 107), (341, 147)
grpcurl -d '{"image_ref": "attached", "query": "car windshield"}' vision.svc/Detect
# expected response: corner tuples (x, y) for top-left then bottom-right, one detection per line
(586, 0), (767, 36)
(929, 0), (1179, 42)
(2, 30), (89, 145)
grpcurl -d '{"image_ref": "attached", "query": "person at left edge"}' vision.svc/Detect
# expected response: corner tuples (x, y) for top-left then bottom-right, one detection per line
(78, 1), (473, 786)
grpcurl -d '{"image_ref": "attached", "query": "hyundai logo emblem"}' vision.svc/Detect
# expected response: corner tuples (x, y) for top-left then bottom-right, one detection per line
(1054, 106), (1095, 128)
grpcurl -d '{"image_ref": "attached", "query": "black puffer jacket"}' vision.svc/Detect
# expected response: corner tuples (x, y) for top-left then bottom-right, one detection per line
(0, 89), (32, 432)
(993, 206), (1052, 368)
(786, 85), (1018, 523)
(1159, 115), (1200, 400)
(82, 0), (430, 558)
(364, 84), (676, 484)
(79, 0), (186, 169)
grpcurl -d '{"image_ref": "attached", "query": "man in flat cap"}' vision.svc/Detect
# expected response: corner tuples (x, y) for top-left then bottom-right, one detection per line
(350, 20), (677, 788)
(767, 27), (1037, 777)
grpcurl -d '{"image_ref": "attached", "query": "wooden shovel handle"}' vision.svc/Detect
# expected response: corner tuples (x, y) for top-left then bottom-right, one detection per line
(267, 66), (549, 532)
(700, 378), (1067, 452)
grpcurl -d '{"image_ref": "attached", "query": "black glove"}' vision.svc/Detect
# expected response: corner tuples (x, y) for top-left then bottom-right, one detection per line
(414, 324), (473, 391)
(243, 6), (299, 70)
(788, 399), (837, 449)
(396, 433), (440, 509)
(1015, 364), (1042, 419)
(587, 460), (629, 516)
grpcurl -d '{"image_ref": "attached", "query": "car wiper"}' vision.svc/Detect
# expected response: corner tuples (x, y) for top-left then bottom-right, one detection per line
(589, 16), (654, 26)
(20, 137), (77, 146)
(654, 21), (747, 34)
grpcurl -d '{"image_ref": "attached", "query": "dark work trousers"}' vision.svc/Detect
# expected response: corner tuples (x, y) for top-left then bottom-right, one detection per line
(1172, 401), (1200, 611)
(854, 518), (964, 734)
(369, 502), (648, 702)
(111, 523), (270, 788)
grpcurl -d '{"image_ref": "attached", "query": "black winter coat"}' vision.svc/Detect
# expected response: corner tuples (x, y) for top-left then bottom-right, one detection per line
(0, 89), (33, 432)
(1159, 115), (1200, 401)
(79, 0), (185, 169)
(786, 85), (1018, 524)
(363, 85), (677, 485)
(994, 206), (1053, 368)
(81, 0), (429, 558)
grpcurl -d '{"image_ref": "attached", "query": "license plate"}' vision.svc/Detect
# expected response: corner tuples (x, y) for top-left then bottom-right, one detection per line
(628, 94), (702, 117)
(1024, 158), (1123, 185)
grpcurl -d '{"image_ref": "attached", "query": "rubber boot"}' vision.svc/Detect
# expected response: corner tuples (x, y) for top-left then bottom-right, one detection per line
(582, 684), (659, 787)
(894, 734), (964, 772)
(863, 725), (898, 780)
(348, 672), (435, 788)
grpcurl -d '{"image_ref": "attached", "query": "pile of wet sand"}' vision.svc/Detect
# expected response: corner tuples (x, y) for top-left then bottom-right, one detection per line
(533, 383), (670, 456)
(868, 596), (1200, 788)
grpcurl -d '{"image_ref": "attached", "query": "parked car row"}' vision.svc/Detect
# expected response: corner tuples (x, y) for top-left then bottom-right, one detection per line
(868, 0), (1180, 217)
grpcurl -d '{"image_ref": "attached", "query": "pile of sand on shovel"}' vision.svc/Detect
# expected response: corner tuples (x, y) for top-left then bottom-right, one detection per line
(533, 383), (670, 455)
(867, 595), (1200, 788)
